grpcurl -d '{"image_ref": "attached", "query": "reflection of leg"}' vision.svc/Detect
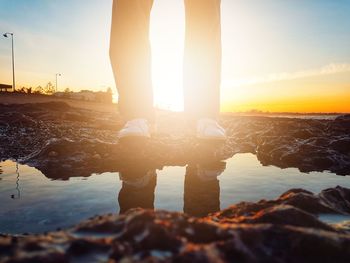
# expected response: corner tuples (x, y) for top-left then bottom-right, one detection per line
(118, 170), (157, 214)
(183, 164), (221, 217)
(110, 0), (154, 122)
(183, 0), (222, 119)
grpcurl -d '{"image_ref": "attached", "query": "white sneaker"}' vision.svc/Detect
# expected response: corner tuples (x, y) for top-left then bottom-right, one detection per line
(118, 118), (151, 139)
(119, 170), (156, 188)
(197, 164), (226, 181)
(196, 118), (226, 140)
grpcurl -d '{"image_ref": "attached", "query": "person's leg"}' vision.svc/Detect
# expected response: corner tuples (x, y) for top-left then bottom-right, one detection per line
(110, 0), (154, 122)
(183, 0), (222, 120)
(183, 164), (221, 217)
(118, 170), (157, 213)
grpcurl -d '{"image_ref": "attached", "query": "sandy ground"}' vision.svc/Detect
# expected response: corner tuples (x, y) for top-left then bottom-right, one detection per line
(0, 93), (118, 113)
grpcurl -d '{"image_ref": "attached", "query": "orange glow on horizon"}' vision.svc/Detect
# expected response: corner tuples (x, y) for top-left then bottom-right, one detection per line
(221, 94), (350, 113)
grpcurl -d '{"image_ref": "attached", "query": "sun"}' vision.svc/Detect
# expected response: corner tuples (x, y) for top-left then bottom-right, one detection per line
(150, 40), (184, 112)
(150, 0), (185, 112)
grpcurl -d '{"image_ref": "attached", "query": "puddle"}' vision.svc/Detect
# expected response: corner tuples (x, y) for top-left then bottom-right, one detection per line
(1, 153), (350, 234)
(318, 214), (350, 224)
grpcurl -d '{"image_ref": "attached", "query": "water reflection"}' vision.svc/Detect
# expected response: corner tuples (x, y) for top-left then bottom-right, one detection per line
(11, 162), (21, 199)
(118, 159), (226, 216)
(2, 153), (350, 234)
(184, 162), (225, 216)
(118, 167), (157, 213)
(1, 162), (22, 199)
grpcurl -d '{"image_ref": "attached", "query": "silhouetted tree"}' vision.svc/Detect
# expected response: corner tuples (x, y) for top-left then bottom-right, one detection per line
(34, 86), (44, 94)
(19, 87), (26, 93)
(44, 82), (55, 94)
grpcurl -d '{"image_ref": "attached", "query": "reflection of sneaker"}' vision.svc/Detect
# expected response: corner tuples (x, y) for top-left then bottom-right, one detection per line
(197, 118), (226, 140)
(119, 170), (156, 188)
(197, 164), (225, 181)
(118, 118), (151, 139)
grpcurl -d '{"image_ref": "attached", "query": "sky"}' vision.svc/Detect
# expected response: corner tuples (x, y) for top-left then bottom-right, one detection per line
(0, 0), (350, 113)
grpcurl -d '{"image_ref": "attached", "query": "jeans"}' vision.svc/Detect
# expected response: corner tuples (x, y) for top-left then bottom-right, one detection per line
(110, 0), (222, 121)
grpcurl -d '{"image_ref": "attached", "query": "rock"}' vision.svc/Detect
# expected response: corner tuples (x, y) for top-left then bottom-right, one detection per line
(233, 204), (335, 231)
(292, 128), (314, 139)
(335, 114), (350, 121)
(330, 138), (350, 154)
(319, 186), (350, 214)
(210, 186), (350, 224)
(48, 151), (58, 157)
(92, 153), (101, 160)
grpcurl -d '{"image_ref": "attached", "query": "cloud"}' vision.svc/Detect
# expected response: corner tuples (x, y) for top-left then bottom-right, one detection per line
(223, 63), (350, 88)
(265, 63), (350, 82)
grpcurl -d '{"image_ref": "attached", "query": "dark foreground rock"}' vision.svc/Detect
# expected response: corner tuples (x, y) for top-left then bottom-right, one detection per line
(0, 102), (350, 178)
(1, 186), (350, 263)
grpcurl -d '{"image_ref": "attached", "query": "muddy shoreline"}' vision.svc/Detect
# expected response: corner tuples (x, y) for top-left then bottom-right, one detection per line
(1, 102), (349, 179)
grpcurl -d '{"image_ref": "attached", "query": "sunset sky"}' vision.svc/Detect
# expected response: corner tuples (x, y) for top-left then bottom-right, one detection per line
(0, 0), (349, 113)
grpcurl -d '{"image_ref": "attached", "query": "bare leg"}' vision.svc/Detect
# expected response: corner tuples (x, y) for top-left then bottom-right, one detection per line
(183, 0), (222, 119)
(110, 0), (154, 122)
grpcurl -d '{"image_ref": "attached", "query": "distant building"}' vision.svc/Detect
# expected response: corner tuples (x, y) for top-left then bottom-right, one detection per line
(70, 90), (96, 101)
(0, 84), (13, 92)
(53, 92), (65, 97)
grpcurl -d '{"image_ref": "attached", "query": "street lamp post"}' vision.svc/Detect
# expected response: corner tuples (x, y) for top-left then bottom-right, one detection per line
(55, 73), (61, 93)
(3, 32), (15, 92)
